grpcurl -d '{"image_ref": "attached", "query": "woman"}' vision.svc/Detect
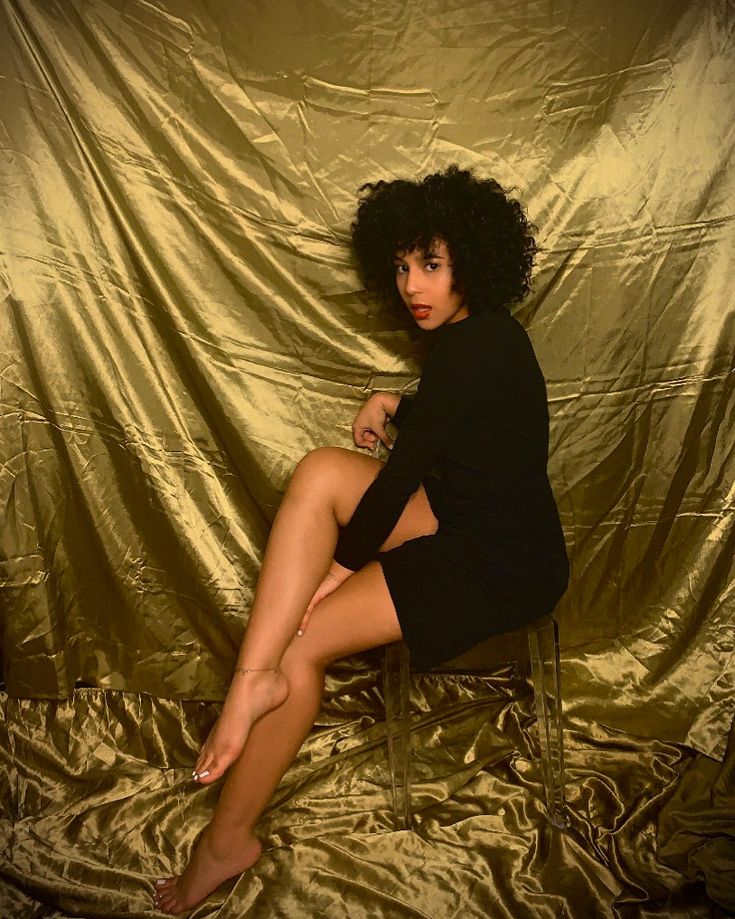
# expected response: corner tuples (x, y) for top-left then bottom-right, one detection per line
(153, 165), (569, 913)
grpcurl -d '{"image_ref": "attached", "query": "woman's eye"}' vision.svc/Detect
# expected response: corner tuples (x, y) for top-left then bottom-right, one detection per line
(394, 264), (408, 274)
(426, 262), (439, 271)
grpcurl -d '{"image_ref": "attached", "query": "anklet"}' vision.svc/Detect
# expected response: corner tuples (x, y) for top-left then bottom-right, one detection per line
(233, 666), (280, 675)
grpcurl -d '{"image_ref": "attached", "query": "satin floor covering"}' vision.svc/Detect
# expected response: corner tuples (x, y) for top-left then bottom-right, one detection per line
(2, 661), (733, 917)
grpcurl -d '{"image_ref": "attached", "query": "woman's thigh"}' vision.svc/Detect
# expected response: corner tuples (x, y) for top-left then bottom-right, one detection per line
(284, 561), (402, 669)
(292, 446), (438, 551)
(282, 448), (437, 666)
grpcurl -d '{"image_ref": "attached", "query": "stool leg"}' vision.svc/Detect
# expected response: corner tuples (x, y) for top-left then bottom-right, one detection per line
(382, 641), (413, 831)
(528, 618), (569, 828)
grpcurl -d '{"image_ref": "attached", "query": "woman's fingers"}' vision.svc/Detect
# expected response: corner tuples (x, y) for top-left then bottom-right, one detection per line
(353, 427), (393, 451)
(298, 572), (348, 635)
(353, 428), (377, 448)
(298, 590), (324, 635)
(352, 395), (393, 449)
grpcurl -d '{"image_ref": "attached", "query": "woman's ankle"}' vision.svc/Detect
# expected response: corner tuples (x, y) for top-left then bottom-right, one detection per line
(204, 823), (260, 862)
(221, 666), (291, 716)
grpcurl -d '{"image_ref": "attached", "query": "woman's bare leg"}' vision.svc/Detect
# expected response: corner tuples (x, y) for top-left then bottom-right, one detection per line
(154, 561), (400, 914)
(191, 446), (437, 786)
(153, 447), (437, 913)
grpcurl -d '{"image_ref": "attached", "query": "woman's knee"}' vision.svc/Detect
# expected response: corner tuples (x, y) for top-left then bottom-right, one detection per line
(280, 641), (326, 686)
(294, 446), (350, 478)
(289, 446), (378, 509)
(288, 447), (346, 500)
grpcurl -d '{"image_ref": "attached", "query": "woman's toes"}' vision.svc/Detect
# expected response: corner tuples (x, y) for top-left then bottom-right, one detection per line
(153, 877), (177, 911)
(192, 754), (214, 782)
(157, 889), (178, 911)
(193, 760), (220, 784)
(193, 752), (211, 776)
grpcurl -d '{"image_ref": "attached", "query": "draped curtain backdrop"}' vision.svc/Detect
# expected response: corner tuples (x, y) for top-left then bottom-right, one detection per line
(1, 0), (733, 916)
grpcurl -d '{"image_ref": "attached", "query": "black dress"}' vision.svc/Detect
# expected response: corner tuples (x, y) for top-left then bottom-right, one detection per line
(333, 307), (569, 668)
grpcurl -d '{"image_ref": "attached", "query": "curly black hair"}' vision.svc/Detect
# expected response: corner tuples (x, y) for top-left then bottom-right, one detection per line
(351, 165), (537, 313)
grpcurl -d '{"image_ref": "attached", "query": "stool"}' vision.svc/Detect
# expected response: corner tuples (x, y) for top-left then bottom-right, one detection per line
(382, 614), (568, 831)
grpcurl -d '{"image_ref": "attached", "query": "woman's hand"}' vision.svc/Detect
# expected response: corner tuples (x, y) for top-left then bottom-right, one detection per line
(352, 392), (401, 452)
(297, 561), (353, 635)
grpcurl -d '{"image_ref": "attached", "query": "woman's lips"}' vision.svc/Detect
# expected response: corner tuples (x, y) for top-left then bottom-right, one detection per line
(411, 304), (431, 319)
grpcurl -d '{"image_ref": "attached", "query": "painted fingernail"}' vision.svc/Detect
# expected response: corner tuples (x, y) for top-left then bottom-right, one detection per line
(297, 629), (303, 637)
(155, 879), (166, 886)
(198, 770), (210, 778)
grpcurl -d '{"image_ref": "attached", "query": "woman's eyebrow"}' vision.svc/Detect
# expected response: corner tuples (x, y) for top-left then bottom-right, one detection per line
(392, 250), (446, 262)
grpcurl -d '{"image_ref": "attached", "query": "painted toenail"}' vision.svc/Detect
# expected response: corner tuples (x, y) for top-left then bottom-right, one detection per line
(199, 770), (210, 778)
(155, 879), (166, 886)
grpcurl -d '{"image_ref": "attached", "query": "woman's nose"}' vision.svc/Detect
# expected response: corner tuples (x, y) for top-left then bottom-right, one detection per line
(405, 267), (422, 295)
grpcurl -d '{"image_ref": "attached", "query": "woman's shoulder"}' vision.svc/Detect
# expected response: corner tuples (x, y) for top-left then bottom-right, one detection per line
(426, 307), (538, 382)
(433, 307), (519, 354)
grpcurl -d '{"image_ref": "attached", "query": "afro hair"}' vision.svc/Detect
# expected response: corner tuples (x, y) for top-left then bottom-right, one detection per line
(351, 165), (537, 313)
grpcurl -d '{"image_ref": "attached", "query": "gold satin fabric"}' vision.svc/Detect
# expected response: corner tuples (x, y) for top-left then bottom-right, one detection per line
(1, 0), (733, 915)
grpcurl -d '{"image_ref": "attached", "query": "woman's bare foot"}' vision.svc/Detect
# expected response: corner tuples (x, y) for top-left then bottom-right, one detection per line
(152, 829), (262, 914)
(192, 669), (289, 785)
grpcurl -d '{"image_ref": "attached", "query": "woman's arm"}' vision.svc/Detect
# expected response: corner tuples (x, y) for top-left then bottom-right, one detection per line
(334, 328), (490, 572)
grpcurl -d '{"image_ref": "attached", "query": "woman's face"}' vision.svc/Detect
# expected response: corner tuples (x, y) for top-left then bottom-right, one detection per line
(393, 239), (469, 329)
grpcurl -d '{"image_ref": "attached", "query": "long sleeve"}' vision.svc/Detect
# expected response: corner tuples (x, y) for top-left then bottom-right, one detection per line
(390, 394), (414, 428)
(334, 323), (489, 571)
